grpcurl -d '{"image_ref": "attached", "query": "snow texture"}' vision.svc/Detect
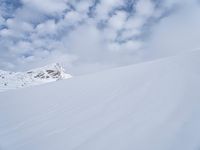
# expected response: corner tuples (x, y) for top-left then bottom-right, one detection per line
(0, 51), (200, 150)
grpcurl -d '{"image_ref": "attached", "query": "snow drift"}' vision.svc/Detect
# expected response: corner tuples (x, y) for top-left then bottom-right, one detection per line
(0, 51), (200, 150)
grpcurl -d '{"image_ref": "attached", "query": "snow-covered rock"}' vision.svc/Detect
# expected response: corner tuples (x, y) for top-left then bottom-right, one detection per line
(0, 63), (72, 92)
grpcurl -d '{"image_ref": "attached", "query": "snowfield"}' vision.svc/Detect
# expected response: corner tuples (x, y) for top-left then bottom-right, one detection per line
(0, 51), (200, 150)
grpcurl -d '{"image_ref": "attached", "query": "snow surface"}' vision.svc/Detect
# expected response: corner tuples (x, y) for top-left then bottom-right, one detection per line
(0, 51), (200, 150)
(0, 63), (72, 92)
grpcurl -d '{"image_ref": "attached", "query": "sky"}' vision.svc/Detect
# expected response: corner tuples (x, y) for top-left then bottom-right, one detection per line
(0, 0), (200, 75)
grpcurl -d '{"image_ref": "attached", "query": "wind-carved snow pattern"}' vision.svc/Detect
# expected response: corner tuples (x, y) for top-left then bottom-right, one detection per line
(0, 51), (200, 150)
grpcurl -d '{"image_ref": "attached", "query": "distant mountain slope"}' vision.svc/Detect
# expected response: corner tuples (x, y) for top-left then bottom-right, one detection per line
(0, 51), (200, 150)
(0, 63), (72, 92)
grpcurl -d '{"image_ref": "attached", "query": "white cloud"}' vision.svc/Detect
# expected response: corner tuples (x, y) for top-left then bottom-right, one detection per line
(35, 20), (57, 36)
(64, 11), (83, 25)
(74, 0), (93, 14)
(108, 40), (142, 52)
(125, 16), (145, 29)
(0, 0), (153, 73)
(0, 28), (14, 37)
(21, 0), (67, 14)
(108, 11), (127, 31)
(0, 0), (198, 75)
(95, 0), (125, 20)
(146, 0), (200, 59)
(9, 41), (32, 55)
(65, 23), (104, 62)
(6, 18), (33, 32)
(136, 0), (155, 17)
(0, 16), (4, 24)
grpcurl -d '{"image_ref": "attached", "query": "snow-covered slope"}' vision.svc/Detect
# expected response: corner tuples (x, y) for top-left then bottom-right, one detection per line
(0, 51), (200, 150)
(0, 63), (72, 92)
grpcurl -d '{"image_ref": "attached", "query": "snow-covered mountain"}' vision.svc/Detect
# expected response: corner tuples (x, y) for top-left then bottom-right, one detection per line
(0, 63), (72, 92)
(0, 51), (200, 150)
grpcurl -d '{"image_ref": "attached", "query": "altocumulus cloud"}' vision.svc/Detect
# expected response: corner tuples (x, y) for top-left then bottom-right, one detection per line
(0, 0), (200, 74)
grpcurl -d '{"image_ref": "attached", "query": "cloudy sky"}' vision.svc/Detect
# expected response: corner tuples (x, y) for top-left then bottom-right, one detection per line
(0, 0), (200, 74)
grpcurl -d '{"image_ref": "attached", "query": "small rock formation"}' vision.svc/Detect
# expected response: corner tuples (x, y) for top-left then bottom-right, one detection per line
(0, 63), (72, 92)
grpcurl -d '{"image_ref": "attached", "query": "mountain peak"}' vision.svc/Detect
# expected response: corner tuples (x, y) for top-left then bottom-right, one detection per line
(0, 63), (72, 92)
(27, 63), (71, 80)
